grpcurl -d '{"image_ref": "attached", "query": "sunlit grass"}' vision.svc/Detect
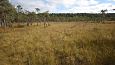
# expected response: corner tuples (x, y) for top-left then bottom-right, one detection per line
(0, 22), (115, 65)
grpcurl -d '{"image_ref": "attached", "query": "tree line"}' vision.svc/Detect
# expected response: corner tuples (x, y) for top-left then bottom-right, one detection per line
(0, 0), (115, 27)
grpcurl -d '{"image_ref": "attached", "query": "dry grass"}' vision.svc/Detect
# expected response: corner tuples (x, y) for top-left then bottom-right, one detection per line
(0, 22), (115, 65)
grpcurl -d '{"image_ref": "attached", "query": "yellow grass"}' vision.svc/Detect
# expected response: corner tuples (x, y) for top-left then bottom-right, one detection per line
(0, 22), (115, 65)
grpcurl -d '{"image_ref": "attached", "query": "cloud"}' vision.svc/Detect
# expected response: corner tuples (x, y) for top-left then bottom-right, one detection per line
(111, 0), (115, 1)
(10, 0), (115, 13)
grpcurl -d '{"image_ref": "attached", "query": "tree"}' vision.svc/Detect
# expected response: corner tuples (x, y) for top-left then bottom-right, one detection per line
(43, 11), (50, 27)
(16, 5), (23, 22)
(100, 9), (108, 23)
(35, 8), (40, 25)
(35, 8), (40, 14)
(26, 12), (36, 26)
(0, 0), (16, 27)
(17, 5), (23, 13)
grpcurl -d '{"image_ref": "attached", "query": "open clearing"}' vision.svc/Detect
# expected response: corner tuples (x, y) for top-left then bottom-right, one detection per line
(0, 22), (115, 65)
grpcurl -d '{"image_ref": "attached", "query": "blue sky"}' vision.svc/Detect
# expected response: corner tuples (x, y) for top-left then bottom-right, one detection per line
(9, 0), (115, 13)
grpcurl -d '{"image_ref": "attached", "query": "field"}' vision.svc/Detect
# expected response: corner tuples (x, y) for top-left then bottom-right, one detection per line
(0, 22), (115, 65)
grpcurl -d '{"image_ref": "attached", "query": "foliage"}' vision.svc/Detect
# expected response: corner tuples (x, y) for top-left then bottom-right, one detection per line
(0, 0), (16, 27)
(1, 0), (115, 27)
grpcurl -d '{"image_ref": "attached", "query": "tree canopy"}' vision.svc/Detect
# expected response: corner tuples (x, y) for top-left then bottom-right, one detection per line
(0, 0), (16, 27)
(0, 0), (115, 27)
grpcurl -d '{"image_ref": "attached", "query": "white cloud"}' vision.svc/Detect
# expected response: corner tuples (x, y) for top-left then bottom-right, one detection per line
(10, 0), (115, 13)
(111, 0), (115, 1)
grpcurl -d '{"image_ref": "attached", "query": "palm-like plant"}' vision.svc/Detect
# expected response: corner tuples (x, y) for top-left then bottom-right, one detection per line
(35, 8), (40, 14)
(35, 8), (40, 25)
(17, 5), (23, 13)
(100, 9), (108, 23)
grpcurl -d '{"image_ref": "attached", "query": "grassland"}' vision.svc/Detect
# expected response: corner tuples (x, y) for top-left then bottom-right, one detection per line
(0, 22), (115, 65)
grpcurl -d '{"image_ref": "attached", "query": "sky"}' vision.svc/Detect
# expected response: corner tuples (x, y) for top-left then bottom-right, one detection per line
(9, 0), (115, 13)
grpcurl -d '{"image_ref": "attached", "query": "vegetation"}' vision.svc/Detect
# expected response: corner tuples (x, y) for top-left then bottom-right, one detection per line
(0, 0), (16, 27)
(0, 0), (115, 65)
(0, 0), (115, 27)
(0, 22), (115, 65)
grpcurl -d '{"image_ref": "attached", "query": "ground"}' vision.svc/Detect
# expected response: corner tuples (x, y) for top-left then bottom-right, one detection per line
(0, 22), (115, 65)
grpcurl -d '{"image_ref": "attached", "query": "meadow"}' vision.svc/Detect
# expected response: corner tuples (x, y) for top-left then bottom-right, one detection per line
(0, 22), (115, 65)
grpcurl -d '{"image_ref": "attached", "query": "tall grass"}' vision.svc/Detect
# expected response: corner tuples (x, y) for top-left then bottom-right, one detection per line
(0, 22), (115, 65)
